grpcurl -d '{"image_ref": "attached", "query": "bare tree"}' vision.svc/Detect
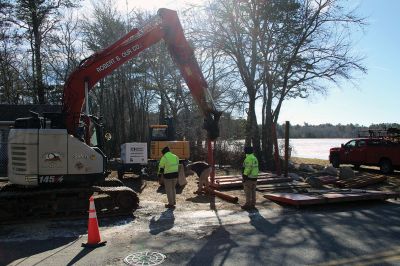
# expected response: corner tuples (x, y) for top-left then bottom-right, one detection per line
(181, 7), (246, 151)
(82, 0), (130, 154)
(4, 0), (78, 104)
(194, 0), (264, 155)
(0, 25), (25, 103)
(258, 0), (366, 167)
(81, 1), (159, 156)
(0, 1), (28, 103)
(195, 0), (366, 168)
(44, 11), (84, 104)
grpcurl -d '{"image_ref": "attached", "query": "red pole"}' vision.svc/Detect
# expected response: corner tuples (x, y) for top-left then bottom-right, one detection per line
(206, 139), (239, 204)
(205, 187), (238, 203)
(207, 139), (215, 186)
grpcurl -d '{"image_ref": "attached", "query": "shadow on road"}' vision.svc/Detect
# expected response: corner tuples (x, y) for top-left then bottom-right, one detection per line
(122, 177), (147, 193)
(251, 200), (400, 264)
(188, 209), (238, 266)
(156, 184), (185, 194)
(0, 216), (134, 265)
(149, 209), (175, 235)
(247, 208), (278, 236)
(66, 246), (95, 266)
(0, 237), (80, 266)
(186, 194), (210, 203)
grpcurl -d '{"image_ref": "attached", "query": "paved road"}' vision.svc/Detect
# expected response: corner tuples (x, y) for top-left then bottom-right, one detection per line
(1, 199), (400, 266)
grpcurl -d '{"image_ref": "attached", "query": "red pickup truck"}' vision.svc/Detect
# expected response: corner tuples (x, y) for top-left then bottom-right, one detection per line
(329, 138), (400, 174)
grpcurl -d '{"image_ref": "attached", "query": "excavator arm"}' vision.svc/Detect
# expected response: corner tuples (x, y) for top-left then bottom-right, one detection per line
(62, 8), (220, 141)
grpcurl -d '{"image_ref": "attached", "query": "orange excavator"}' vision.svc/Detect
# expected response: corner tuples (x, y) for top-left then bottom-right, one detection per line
(2, 8), (220, 222)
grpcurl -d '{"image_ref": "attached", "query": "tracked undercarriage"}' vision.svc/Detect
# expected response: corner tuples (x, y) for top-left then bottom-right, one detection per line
(0, 178), (139, 224)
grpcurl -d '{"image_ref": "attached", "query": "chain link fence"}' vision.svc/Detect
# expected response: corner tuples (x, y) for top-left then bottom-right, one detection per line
(0, 129), (9, 176)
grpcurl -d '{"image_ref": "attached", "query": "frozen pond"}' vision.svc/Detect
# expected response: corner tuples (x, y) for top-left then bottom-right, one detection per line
(215, 138), (352, 160)
(284, 138), (351, 160)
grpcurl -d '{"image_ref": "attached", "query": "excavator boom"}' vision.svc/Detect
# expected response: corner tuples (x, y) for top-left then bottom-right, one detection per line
(0, 9), (220, 222)
(62, 8), (220, 140)
(3, 9), (220, 223)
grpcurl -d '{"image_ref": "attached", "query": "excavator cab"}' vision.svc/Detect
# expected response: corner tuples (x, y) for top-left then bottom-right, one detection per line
(149, 117), (175, 141)
(149, 118), (190, 160)
(149, 125), (169, 141)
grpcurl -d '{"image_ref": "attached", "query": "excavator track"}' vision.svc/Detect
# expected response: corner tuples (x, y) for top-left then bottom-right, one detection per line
(0, 181), (139, 224)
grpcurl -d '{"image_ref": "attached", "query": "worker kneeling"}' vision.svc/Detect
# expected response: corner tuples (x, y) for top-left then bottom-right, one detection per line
(241, 146), (259, 210)
(158, 147), (179, 209)
(187, 161), (212, 194)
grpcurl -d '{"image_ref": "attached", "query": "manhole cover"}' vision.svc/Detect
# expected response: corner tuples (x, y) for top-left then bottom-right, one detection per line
(124, 250), (166, 266)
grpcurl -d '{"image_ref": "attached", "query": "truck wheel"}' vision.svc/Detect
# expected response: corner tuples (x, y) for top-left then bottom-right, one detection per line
(379, 159), (393, 174)
(331, 156), (340, 168)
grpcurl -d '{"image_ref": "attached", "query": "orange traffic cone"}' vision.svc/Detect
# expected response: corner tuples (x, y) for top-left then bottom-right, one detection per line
(82, 195), (107, 248)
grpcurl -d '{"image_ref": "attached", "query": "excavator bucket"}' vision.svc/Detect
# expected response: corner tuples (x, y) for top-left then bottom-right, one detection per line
(203, 111), (221, 141)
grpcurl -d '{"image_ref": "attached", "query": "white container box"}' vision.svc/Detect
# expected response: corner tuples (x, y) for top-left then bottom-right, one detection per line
(120, 142), (148, 164)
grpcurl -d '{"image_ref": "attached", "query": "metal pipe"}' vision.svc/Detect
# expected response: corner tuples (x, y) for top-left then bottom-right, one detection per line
(207, 140), (215, 186)
(205, 187), (238, 203)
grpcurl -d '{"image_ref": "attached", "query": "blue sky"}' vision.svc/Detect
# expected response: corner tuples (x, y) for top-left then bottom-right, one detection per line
(278, 0), (400, 126)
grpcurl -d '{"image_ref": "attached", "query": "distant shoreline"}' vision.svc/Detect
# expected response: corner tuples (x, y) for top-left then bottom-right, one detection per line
(290, 157), (329, 166)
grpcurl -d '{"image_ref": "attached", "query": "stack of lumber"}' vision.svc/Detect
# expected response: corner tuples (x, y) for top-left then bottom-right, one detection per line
(314, 175), (339, 185)
(256, 181), (310, 192)
(264, 189), (399, 206)
(210, 172), (292, 189)
(335, 173), (387, 188)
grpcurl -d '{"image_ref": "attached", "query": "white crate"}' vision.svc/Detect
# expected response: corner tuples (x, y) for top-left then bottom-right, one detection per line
(120, 142), (148, 164)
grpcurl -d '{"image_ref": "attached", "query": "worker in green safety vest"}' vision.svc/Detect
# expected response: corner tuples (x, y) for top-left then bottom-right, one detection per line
(241, 146), (259, 210)
(158, 146), (179, 209)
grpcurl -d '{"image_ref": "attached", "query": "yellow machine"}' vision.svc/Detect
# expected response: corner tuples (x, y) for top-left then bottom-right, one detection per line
(149, 124), (190, 160)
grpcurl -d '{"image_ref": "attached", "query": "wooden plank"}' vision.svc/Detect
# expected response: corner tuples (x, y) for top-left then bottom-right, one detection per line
(315, 175), (340, 184)
(216, 177), (290, 184)
(257, 183), (311, 192)
(214, 172), (279, 180)
(216, 178), (242, 183)
(335, 175), (387, 188)
(264, 190), (400, 206)
(211, 177), (293, 189)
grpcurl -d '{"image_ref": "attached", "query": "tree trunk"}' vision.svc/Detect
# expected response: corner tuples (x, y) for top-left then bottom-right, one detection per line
(30, 1), (45, 104)
(261, 81), (274, 170)
(262, 112), (274, 170)
(34, 35), (45, 104)
(246, 91), (261, 157)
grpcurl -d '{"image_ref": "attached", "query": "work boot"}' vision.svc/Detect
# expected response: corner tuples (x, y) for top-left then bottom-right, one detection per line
(249, 205), (257, 211)
(194, 190), (204, 195)
(165, 204), (175, 209)
(241, 205), (251, 210)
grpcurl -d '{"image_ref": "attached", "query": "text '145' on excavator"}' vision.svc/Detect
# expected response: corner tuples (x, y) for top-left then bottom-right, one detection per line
(1, 8), (220, 222)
